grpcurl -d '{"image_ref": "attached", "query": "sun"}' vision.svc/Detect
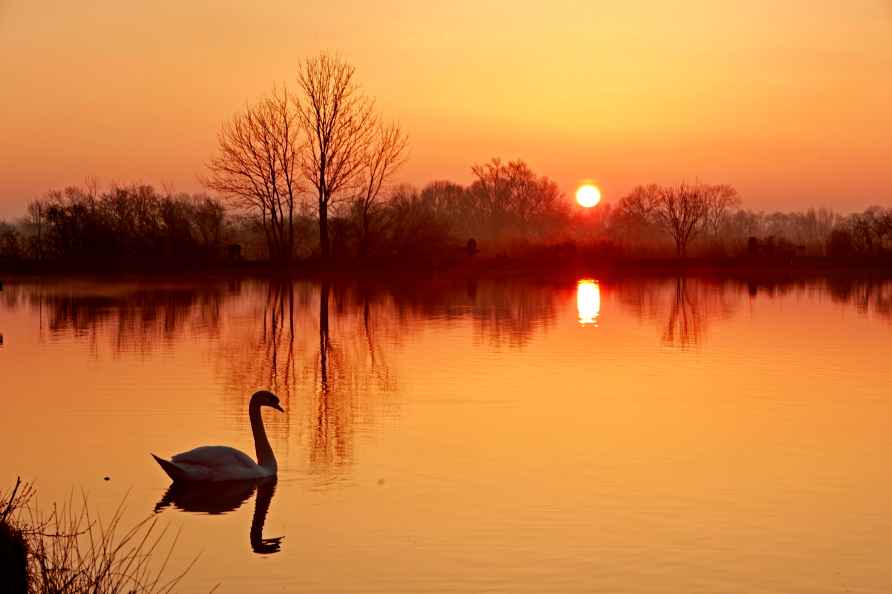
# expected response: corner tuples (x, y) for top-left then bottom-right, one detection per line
(576, 183), (601, 208)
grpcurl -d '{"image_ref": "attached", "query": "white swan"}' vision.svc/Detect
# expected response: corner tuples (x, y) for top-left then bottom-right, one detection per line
(151, 390), (284, 482)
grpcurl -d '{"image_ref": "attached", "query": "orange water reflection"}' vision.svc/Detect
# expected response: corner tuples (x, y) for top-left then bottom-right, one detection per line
(576, 279), (601, 326)
(3, 277), (892, 593)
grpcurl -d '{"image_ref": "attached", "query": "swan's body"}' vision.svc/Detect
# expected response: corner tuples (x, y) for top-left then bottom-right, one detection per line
(152, 391), (283, 483)
(152, 447), (271, 482)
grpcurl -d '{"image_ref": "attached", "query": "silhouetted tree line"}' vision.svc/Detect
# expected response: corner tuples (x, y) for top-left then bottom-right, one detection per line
(308, 173), (892, 265)
(607, 185), (892, 261)
(3, 174), (891, 270)
(322, 157), (569, 263)
(3, 50), (890, 271)
(0, 184), (227, 269)
(334, 177), (892, 264)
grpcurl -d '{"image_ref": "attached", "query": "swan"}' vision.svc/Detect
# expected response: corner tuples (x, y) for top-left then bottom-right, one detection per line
(151, 390), (283, 482)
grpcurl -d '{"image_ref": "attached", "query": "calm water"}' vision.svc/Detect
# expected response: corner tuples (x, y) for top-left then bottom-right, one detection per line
(2, 275), (892, 593)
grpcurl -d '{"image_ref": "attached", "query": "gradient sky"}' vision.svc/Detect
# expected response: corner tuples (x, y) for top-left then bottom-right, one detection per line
(1, 0), (891, 218)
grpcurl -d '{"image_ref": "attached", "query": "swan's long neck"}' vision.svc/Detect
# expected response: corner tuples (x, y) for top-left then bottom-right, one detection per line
(249, 403), (277, 472)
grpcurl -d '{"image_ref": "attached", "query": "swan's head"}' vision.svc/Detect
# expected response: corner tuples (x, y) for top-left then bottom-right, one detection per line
(252, 390), (284, 412)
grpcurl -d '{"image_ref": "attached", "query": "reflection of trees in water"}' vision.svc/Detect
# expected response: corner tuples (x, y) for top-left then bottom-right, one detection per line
(222, 282), (299, 401)
(615, 277), (738, 348)
(611, 279), (666, 322)
(660, 278), (741, 348)
(743, 277), (892, 323)
(616, 276), (892, 347)
(216, 279), (558, 474)
(1, 277), (560, 359)
(388, 280), (558, 348)
(2, 283), (26, 309)
(311, 283), (358, 471)
(215, 281), (399, 475)
(10, 275), (887, 473)
(825, 278), (892, 320)
(661, 278), (704, 347)
(301, 283), (400, 472)
(307, 280), (558, 469)
(2, 282), (225, 353)
(45, 290), (223, 350)
(468, 282), (558, 347)
(215, 281), (301, 449)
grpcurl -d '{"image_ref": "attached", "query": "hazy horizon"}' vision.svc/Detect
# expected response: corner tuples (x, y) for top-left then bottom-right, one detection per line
(1, 0), (891, 219)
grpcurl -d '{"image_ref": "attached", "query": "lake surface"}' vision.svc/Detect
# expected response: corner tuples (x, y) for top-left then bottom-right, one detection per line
(2, 275), (892, 593)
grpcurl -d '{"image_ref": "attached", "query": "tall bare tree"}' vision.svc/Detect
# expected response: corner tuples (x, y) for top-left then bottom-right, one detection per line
(295, 53), (377, 260)
(617, 183), (740, 257)
(354, 122), (408, 255)
(205, 87), (301, 261)
(653, 183), (712, 257)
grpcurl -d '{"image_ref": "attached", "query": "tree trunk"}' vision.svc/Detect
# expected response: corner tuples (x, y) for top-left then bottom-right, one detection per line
(287, 200), (294, 263)
(319, 198), (330, 260)
(360, 209), (369, 257)
(676, 238), (686, 258)
(268, 207), (283, 262)
(261, 210), (274, 261)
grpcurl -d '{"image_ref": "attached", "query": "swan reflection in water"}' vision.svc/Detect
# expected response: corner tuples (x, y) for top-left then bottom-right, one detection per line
(154, 477), (283, 554)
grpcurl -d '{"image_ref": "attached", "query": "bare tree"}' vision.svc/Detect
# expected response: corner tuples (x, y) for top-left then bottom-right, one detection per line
(615, 184), (660, 219)
(354, 122), (408, 255)
(611, 184), (662, 250)
(205, 87), (301, 262)
(25, 201), (46, 262)
(701, 184), (741, 239)
(617, 183), (740, 257)
(295, 53), (377, 260)
(468, 158), (565, 240)
(653, 183), (712, 257)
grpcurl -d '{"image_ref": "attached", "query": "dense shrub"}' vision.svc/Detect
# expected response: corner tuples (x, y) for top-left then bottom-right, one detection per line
(6, 185), (226, 268)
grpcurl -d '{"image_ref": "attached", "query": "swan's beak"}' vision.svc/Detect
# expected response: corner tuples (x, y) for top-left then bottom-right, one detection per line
(272, 403), (284, 412)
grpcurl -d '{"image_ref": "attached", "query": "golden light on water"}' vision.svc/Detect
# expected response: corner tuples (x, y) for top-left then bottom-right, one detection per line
(575, 184), (601, 208)
(576, 279), (601, 326)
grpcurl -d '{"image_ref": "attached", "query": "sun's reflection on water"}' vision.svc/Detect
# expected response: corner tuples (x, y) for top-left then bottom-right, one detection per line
(576, 279), (601, 326)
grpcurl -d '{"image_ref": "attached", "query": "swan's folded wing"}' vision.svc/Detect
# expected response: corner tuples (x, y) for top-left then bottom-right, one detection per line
(171, 446), (258, 470)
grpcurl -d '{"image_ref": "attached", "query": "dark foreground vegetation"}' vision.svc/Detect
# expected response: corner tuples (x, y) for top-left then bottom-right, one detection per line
(0, 478), (193, 594)
(1, 53), (889, 276)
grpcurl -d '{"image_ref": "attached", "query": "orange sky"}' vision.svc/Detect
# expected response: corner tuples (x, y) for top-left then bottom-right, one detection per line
(1, 0), (890, 218)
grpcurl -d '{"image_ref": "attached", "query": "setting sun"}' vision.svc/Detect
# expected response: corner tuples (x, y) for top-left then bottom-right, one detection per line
(576, 184), (601, 208)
